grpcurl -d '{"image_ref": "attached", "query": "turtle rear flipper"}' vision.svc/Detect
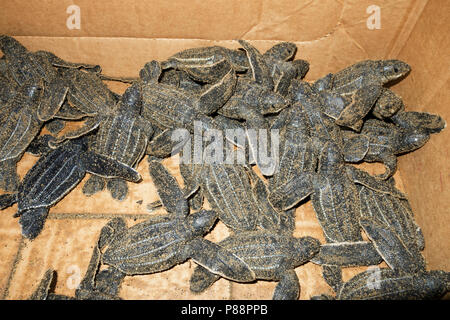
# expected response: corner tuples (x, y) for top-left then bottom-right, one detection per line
(148, 160), (188, 217)
(187, 238), (255, 282)
(0, 192), (18, 210)
(80, 151), (141, 183)
(342, 134), (370, 162)
(29, 269), (56, 300)
(18, 207), (49, 240)
(0, 159), (20, 192)
(273, 269), (300, 300)
(106, 178), (128, 201)
(82, 174), (106, 196)
(189, 264), (220, 294)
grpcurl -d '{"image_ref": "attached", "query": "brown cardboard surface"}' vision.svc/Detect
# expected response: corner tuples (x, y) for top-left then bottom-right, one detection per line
(0, 0), (449, 300)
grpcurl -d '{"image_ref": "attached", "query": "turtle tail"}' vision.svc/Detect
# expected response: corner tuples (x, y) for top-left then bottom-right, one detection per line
(18, 207), (49, 240)
(0, 193), (18, 210)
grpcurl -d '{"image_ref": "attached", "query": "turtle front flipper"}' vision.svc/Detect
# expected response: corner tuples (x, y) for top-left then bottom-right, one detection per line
(0, 159), (20, 192)
(106, 178), (128, 201)
(342, 133), (370, 162)
(37, 78), (68, 122)
(273, 269), (300, 300)
(29, 269), (56, 300)
(80, 152), (141, 183)
(345, 166), (407, 198)
(148, 160), (189, 217)
(82, 174), (106, 196)
(323, 265), (343, 294)
(311, 241), (383, 267)
(34, 50), (102, 73)
(375, 152), (397, 180)
(335, 85), (382, 131)
(49, 116), (102, 148)
(268, 172), (314, 211)
(197, 68), (236, 115)
(187, 238), (255, 282)
(359, 217), (426, 274)
(238, 40), (273, 90)
(17, 207), (49, 240)
(189, 264), (221, 294)
(0, 192), (18, 210)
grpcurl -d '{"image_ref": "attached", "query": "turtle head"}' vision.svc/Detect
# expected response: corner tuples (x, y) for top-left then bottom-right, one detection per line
(187, 210), (217, 237)
(291, 236), (321, 266)
(399, 130), (429, 153)
(0, 35), (28, 56)
(264, 42), (297, 62)
(377, 60), (411, 84)
(120, 83), (142, 113)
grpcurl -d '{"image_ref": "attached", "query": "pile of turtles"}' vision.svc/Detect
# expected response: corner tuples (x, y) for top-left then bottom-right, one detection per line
(0, 35), (448, 300)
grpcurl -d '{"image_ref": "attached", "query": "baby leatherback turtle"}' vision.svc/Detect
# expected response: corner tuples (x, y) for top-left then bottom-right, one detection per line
(189, 230), (321, 300)
(96, 161), (254, 282)
(82, 83), (154, 201)
(0, 136), (141, 239)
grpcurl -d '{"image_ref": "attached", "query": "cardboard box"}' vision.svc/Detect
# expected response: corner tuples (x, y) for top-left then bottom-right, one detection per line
(0, 0), (448, 299)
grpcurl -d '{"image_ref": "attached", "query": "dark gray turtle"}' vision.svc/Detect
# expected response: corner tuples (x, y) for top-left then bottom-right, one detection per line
(0, 136), (141, 239)
(343, 119), (430, 179)
(98, 161), (254, 282)
(358, 185), (424, 252)
(314, 60), (411, 131)
(238, 40), (274, 90)
(141, 61), (236, 130)
(196, 163), (261, 232)
(0, 35), (68, 121)
(217, 77), (288, 175)
(246, 168), (296, 234)
(0, 80), (43, 191)
(267, 103), (317, 211)
(161, 45), (248, 83)
(48, 67), (118, 147)
(261, 42), (309, 96)
(337, 268), (449, 300)
(310, 142), (363, 292)
(310, 241), (383, 267)
(82, 83), (154, 201)
(189, 230), (321, 300)
(390, 110), (446, 134)
(360, 217), (425, 274)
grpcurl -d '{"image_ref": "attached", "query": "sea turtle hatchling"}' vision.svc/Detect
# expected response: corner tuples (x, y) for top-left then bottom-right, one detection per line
(313, 60), (411, 131)
(0, 80), (43, 192)
(47, 67), (118, 147)
(336, 268), (449, 300)
(189, 230), (321, 300)
(0, 136), (141, 239)
(82, 83), (154, 201)
(0, 35), (68, 122)
(140, 60), (236, 131)
(161, 45), (248, 83)
(342, 118), (430, 179)
(97, 161), (255, 282)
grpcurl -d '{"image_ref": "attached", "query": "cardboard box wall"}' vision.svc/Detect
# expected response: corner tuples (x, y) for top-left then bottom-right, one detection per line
(0, 0), (448, 299)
